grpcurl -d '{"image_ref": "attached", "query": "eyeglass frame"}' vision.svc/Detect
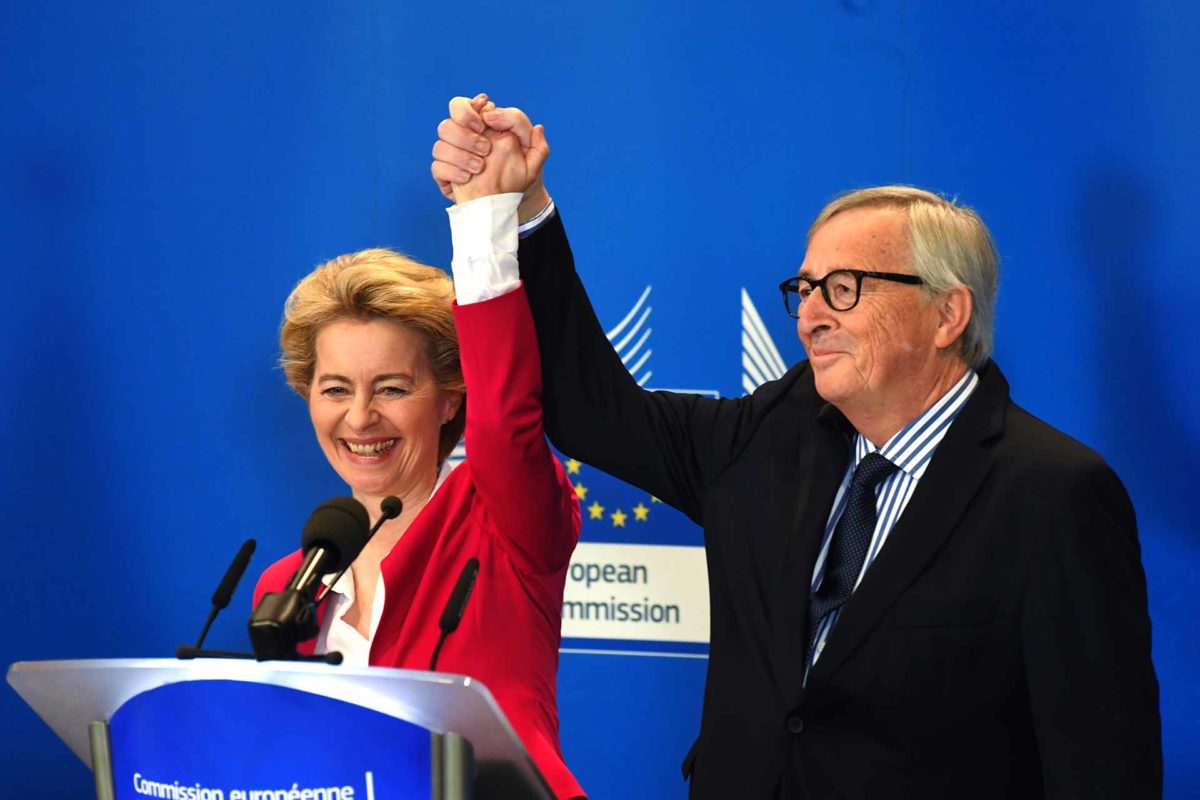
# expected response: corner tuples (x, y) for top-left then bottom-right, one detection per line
(778, 269), (925, 318)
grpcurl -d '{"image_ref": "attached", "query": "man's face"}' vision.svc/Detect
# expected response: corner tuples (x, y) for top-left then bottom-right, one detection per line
(796, 206), (943, 416)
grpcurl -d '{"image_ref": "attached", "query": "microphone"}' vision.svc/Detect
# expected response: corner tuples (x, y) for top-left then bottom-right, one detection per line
(380, 495), (403, 520)
(248, 497), (370, 661)
(429, 557), (480, 671)
(315, 495), (403, 603)
(176, 539), (256, 660)
(214, 539), (258, 608)
(287, 497), (371, 594)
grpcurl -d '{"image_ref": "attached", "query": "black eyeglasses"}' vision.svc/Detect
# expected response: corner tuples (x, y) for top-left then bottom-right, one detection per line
(778, 270), (924, 317)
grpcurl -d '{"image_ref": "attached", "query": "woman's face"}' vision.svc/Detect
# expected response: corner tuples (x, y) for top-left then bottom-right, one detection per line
(307, 318), (461, 502)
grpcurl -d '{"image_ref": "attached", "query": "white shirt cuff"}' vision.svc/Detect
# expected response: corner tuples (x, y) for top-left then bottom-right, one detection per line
(447, 193), (522, 304)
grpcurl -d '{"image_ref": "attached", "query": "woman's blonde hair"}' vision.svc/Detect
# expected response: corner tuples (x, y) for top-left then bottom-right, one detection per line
(279, 248), (465, 462)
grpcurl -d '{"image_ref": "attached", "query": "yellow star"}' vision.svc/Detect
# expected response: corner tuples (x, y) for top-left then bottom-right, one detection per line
(565, 459), (582, 475)
(574, 482), (588, 501)
(632, 502), (650, 522)
(650, 495), (662, 503)
(588, 501), (605, 520)
(611, 508), (628, 527)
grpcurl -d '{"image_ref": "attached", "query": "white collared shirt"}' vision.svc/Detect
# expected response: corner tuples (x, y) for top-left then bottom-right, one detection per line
(807, 369), (979, 673)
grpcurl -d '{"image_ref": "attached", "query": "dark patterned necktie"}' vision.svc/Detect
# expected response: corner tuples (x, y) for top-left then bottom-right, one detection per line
(807, 452), (899, 660)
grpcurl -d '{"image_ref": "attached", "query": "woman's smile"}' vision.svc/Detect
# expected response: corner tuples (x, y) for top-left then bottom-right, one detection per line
(341, 437), (400, 460)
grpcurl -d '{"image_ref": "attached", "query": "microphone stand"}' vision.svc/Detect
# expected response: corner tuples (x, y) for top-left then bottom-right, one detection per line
(178, 538), (341, 663)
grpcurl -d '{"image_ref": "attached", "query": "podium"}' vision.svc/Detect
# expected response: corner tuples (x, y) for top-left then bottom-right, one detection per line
(7, 658), (554, 800)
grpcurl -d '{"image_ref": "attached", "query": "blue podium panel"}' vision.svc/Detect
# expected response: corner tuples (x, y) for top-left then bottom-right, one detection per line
(108, 680), (431, 800)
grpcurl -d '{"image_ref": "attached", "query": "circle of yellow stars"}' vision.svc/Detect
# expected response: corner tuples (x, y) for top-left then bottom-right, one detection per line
(565, 458), (660, 528)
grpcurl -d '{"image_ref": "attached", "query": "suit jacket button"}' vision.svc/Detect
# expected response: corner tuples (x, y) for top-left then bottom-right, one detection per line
(787, 715), (804, 734)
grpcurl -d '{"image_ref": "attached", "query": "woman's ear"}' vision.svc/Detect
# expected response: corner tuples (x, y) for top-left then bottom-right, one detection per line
(442, 390), (464, 424)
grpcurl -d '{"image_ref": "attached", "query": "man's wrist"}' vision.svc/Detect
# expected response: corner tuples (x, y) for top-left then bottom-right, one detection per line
(518, 185), (552, 225)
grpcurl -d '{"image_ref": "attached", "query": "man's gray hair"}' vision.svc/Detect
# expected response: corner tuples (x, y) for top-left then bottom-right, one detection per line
(808, 186), (999, 369)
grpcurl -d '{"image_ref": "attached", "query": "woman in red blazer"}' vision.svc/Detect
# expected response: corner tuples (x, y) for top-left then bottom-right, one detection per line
(253, 248), (585, 800)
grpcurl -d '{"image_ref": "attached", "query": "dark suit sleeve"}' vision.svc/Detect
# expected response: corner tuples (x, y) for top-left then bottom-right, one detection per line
(518, 211), (755, 523)
(1020, 460), (1162, 798)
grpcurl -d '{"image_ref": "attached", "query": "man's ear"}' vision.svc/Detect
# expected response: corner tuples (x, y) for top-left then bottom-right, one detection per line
(933, 285), (973, 351)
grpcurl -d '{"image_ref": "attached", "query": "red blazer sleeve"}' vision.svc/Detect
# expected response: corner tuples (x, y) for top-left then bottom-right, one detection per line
(453, 285), (581, 575)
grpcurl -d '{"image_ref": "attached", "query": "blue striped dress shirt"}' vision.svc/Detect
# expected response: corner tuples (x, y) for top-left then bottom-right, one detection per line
(806, 368), (980, 677)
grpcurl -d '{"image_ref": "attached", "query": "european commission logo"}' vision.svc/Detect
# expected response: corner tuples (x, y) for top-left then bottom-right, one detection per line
(568, 285), (787, 531)
(555, 286), (790, 656)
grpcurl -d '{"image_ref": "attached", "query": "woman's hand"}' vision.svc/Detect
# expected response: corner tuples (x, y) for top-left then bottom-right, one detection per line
(432, 94), (551, 222)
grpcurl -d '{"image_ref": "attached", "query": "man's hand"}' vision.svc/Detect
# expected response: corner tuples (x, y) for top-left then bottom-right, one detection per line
(450, 122), (548, 203)
(432, 95), (551, 222)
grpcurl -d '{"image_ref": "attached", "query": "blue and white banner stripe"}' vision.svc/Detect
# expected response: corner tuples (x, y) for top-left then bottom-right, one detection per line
(742, 288), (788, 394)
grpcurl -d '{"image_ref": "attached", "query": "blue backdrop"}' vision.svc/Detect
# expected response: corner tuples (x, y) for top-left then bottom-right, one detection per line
(2, 2), (1197, 797)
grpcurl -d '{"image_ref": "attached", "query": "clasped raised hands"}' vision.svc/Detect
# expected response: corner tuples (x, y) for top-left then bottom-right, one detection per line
(431, 94), (551, 220)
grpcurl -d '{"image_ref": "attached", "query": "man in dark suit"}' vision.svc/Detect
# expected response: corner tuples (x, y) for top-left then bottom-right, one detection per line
(432, 97), (1161, 799)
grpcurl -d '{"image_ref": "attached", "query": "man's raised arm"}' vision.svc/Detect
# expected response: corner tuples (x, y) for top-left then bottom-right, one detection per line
(430, 96), (760, 521)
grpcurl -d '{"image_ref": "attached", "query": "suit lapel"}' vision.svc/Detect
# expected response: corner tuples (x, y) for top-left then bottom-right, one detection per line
(806, 365), (1009, 687)
(712, 375), (849, 702)
(778, 406), (850, 701)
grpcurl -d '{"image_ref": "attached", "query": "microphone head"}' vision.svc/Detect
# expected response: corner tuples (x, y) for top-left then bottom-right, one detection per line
(211, 538), (257, 609)
(380, 496), (403, 520)
(301, 497), (370, 573)
(439, 557), (480, 634)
